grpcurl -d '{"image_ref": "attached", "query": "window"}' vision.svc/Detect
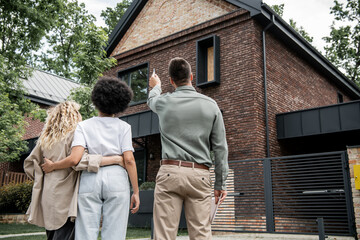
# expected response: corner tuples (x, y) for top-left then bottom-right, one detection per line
(196, 35), (220, 87)
(118, 63), (149, 104)
(337, 92), (344, 103)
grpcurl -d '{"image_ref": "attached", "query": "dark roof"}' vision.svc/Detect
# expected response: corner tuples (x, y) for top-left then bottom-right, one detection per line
(119, 110), (159, 138)
(106, 0), (360, 98)
(23, 69), (79, 106)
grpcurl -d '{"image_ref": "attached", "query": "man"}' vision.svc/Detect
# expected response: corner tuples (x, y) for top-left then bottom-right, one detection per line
(148, 57), (228, 240)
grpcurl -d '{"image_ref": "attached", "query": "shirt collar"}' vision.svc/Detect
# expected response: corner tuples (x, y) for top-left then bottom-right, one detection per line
(175, 85), (196, 92)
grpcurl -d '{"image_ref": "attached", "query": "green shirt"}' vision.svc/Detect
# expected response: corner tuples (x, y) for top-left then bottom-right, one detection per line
(147, 84), (228, 190)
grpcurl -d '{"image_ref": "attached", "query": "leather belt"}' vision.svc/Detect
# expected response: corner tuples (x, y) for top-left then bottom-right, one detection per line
(161, 159), (209, 170)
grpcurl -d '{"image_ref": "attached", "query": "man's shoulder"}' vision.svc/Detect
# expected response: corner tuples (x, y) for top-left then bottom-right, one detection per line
(192, 91), (218, 105)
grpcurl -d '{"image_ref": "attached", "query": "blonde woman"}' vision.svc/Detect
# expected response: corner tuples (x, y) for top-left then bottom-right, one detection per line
(24, 101), (123, 240)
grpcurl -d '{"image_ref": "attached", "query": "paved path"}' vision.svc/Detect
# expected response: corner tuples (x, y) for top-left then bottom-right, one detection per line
(0, 232), (355, 240)
(0, 232), (46, 238)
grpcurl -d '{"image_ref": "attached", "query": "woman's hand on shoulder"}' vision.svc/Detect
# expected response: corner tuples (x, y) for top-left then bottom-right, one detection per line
(41, 158), (55, 173)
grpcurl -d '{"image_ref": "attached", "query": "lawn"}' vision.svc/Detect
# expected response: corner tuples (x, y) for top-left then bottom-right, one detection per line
(0, 223), (188, 239)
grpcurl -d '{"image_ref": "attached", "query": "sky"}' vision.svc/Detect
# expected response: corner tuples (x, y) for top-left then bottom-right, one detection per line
(78, 0), (345, 53)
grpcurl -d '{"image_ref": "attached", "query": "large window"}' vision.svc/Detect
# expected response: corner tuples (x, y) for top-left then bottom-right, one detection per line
(118, 64), (149, 104)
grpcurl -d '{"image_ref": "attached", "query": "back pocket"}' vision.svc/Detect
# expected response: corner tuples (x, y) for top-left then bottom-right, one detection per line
(107, 172), (129, 192)
(79, 171), (96, 194)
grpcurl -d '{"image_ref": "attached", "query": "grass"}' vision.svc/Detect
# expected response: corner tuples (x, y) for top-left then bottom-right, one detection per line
(0, 223), (188, 239)
(0, 223), (44, 235)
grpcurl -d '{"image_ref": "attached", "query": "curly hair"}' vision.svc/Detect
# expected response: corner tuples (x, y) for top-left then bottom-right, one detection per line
(38, 101), (82, 150)
(91, 76), (133, 115)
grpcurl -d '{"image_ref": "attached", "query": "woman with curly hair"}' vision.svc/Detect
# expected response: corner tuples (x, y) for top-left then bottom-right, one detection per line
(42, 77), (139, 240)
(24, 101), (123, 240)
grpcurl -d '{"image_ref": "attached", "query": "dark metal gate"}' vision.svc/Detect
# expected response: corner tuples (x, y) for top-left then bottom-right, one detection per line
(211, 151), (355, 236)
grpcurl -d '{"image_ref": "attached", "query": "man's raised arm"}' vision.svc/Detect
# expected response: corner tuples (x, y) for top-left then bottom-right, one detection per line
(147, 73), (162, 112)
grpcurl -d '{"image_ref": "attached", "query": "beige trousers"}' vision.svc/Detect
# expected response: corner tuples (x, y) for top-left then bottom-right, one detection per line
(153, 164), (212, 240)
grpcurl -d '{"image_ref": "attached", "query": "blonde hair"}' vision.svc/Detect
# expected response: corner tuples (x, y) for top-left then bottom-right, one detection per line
(38, 101), (82, 150)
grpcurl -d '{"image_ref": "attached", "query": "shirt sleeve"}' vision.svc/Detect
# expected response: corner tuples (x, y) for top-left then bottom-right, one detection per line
(72, 150), (102, 173)
(147, 84), (162, 113)
(121, 125), (134, 154)
(71, 124), (87, 149)
(23, 143), (42, 180)
(211, 107), (229, 190)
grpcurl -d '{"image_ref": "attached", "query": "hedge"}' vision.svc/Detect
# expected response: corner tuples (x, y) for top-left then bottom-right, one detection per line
(0, 181), (33, 213)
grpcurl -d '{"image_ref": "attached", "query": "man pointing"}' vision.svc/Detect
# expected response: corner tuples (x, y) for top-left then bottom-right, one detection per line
(148, 57), (229, 240)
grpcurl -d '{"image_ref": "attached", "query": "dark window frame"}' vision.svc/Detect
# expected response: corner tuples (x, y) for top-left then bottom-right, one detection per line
(133, 147), (147, 185)
(118, 62), (149, 106)
(196, 35), (220, 88)
(337, 92), (344, 103)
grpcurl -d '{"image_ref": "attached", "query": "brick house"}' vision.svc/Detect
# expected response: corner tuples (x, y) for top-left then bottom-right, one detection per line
(0, 69), (79, 173)
(104, 0), (360, 237)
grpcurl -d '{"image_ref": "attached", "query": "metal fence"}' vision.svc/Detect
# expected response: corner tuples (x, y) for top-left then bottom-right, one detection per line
(0, 171), (30, 187)
(211, 151), (355, 236)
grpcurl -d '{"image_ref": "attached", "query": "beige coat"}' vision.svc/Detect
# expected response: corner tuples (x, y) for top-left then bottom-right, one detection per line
(24, 132), (102, 230)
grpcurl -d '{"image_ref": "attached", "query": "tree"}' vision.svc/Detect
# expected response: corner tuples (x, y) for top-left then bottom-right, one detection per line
(100, 0), (132, 35)
(33, 0), (117, 119)
(323, 0), (360, 85)
(0, 0), (57, 162)
(69, 23), (117, 119)
(271, 4), (313, 43)
(35, 0), (95, 79)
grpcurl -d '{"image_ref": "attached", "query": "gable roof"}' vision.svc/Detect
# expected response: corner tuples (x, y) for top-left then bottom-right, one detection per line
(23, 69), (79, 106)
(106, 0), (261, 57)
(106, 0), (360, 98)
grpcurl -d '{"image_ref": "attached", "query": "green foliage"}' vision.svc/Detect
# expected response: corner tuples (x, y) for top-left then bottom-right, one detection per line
(0, 0), (57, 162)
(0, 181), (33, 214)
(33, 0), (117, 120)
(74, 23), (117, 86)
(35, 0), (95, 79)
(139, 182), (156, 190)
(270, 4), (313, 43)
(0, 0), (59, 66)
(271, 4), (284, 17)
(69, 85), (98, 120)
(323, 0), (360, 85)
(101, 0), (133, 35)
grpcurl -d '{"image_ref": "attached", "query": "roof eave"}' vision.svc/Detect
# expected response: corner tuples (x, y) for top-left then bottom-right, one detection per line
(25, 95), (59, 106)
(106, 0), (148, 57)
(258, 3), (360, 98)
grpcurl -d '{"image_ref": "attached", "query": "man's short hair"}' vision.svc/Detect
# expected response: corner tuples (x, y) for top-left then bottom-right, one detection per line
(91, 76), (133, 114)
(168, 57), (191, 86)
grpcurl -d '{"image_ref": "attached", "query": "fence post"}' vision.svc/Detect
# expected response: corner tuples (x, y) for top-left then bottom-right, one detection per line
(317, 217), (326, 240)
(263, 158), (274, 232)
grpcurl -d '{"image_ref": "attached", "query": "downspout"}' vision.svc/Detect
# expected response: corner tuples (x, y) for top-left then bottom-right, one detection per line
(262, 14), (275, 233)
(262, 14), (274, 158)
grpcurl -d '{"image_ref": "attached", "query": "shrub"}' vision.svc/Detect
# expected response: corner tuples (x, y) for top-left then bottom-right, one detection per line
(139, 182), (155, 190)
(0, 181), (33, 213)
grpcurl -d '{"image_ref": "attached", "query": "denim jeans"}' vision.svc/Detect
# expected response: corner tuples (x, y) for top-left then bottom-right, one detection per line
(75, 165), (130, 240)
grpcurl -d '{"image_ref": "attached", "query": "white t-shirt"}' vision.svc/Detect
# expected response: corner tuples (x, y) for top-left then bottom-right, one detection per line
(72, 117), (134, 156)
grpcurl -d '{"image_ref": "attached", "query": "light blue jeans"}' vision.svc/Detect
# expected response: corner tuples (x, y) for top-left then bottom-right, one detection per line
(75, 165), (130, 240)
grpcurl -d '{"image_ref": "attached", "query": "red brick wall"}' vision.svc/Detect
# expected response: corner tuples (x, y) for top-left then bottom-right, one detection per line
(105, 10), (356, 178)
(261, 29), (354, 157)
(23, 103), (49, 140)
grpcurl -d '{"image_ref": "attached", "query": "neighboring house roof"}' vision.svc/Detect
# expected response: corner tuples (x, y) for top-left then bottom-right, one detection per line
(105, 0), (360, 99)
(23, 69), (79, 106)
